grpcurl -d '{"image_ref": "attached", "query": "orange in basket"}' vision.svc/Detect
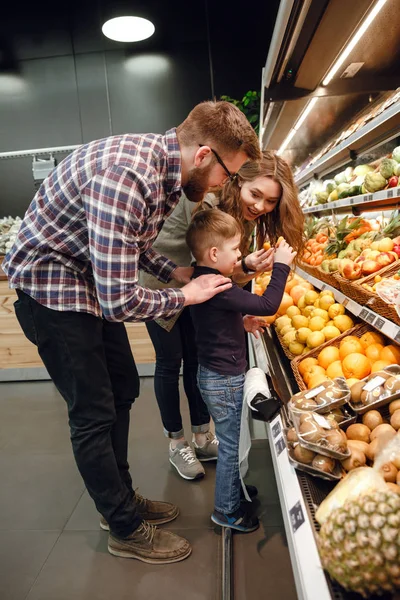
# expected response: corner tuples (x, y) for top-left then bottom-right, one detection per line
(342, 353), (371, 380)
(339, 339), (364, 360)
(359, 331), (385, 350)
(370, 359), (393, 373)
(380, 345), (400, 365)
(365, 343), (384, 362)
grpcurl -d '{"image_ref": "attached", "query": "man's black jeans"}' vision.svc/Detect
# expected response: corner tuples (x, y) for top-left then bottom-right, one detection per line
(14, 290), (141, 538)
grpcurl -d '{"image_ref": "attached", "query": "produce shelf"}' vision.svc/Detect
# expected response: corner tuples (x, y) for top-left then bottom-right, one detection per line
(295, 99), (400, 188)
(250, 328), (336, 600)
(296, 267), (400, 344)
(303, 186), (400, 215)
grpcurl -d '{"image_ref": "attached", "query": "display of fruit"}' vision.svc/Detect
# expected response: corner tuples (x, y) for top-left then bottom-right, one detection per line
(348, 365), (400, 409)
(298, 332), (400, 390)
(289, 378), (349, 413)
(318, 489), (400, 597)
(292, 411), (349, 458)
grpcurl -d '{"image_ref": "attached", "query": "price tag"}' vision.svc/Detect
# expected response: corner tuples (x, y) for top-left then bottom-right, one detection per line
(374, 316), (385, 330)
(320, 283), (327, 291)
(349, 197), (355, 205)
(272, 420), (281, 439)
(275, 436), (286, 456)
(342, 298), (349, 307)
(360, 308), (376, 324)
(359, 308), (369, 320)
(289, 501), (305, 533)
(313, 413), (332, 429)
(387, 189), (394, 199)
(363, 375), (386, 392)
(305, 385), (325, 399)
(363, 194), (374, 203)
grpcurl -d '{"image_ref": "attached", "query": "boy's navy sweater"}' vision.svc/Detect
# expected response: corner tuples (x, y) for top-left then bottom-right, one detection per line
(190, 263), (290, 376)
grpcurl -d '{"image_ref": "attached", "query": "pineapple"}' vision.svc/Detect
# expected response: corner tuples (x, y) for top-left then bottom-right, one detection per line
(324, 216), (362, 257)
(304, 216), (330, 241)
(318, 490), (400, 597)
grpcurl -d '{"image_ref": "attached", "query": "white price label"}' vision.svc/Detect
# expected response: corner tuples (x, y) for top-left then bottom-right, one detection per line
(363, 376), (386, 392)
(305, 385), (325, 399)
(313, 413), (332, 429)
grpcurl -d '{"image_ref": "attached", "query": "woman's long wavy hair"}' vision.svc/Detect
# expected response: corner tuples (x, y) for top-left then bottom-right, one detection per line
(217, 151), (304, 259)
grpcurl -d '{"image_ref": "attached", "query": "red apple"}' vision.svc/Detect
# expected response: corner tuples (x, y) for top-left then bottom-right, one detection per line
(343, 262), (362, 280)
(376, 252), (395, 268)
(388, 176), (398, 188)
(361, 260), (379, 275)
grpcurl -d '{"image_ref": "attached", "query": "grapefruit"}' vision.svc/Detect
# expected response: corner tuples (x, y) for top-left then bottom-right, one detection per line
(298, 357), (318, 377)
(339, 339), (364, 360)
(303, 365), (326, 385)
(307, 373), (329, 390)
(277, 292), (294, 315)
(371, 360), (393, 373)
(359, 331), (385, 350)
(326, 361), (345, 379)
(365, 343), (384, 363)
(342, 353), (371, 380)
(380, 345), (400, 365)
(318, 346), (340, 370)
(290, 286), (308, 305)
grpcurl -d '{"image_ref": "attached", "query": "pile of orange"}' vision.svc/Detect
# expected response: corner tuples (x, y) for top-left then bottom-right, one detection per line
(301, 232), (329, 266)
(298, 330), (400, 390)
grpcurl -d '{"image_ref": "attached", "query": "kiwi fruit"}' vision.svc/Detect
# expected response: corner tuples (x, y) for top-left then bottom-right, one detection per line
(370, 423), (396, 442)
(390, 409), (400, 430)
(293, 444), (315, 464)
(326, 414), (340, 430)
(389, 399), (400, 415)
(342, 448), (366, 472)
(347, 440), (370, 456)
(380, 462), (398, 483)
(362, 410), (383, 431)
(316, 388), (343, 407)
(350, 380), (365, 405)
(326, 430), (347, 453)
(299, 411), (313, 425)
(360, 386), (384, 405)
(312, 455), (335, 474)
(299, 420), (324, 444)
(287, 428), (298, 444)
(384, 376), (400, 394)
(346, 423), (371, 443)
(386, 482), (400, 495)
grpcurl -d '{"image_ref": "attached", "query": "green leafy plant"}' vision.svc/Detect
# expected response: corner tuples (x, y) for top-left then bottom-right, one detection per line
(220, 91), (261, 134)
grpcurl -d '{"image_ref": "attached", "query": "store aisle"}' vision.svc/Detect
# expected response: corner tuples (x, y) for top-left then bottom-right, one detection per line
(0, 378), (296, 600)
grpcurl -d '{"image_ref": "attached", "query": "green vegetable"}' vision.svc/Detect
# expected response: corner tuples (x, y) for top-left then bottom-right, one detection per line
(347, 185), (361, 197)
(396, 164), (400, 177)
(364, 172), (387, 193)
(323, 180), (336, 194)
(334, 171), (347, 185)
(336, 183), (350, 199)
(392, 146), (400, 163)
(344, 167), (354, 182)
(380, 158), (398, 179)
(315, 191), (329, 204)
(353, 165), (374, 177)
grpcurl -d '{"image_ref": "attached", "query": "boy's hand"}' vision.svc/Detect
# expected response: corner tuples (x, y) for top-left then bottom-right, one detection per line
(182, 274), (232, 306)
(243, 248), (274, 273)
(274, 240), (297, 267)
(243, 315), (266, 339)
(171, 266), (194, 284)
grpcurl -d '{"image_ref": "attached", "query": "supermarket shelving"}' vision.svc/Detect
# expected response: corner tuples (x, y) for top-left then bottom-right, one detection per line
(296, 266), (400, 344)
(303, 186), (400, 215)
(294, 98), (400, 187)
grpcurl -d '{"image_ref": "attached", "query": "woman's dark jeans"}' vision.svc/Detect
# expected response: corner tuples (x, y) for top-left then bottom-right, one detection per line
(145, 308), (210, 439)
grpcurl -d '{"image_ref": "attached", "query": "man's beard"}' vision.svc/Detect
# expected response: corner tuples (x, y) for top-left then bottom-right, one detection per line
(183, 164), (213, 202)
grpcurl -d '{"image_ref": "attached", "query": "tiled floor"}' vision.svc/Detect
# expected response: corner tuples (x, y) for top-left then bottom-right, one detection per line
(0, 377), (297, 600)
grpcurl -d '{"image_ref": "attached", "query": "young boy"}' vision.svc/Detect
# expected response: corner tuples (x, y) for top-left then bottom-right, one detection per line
(187, 210), (296, 532)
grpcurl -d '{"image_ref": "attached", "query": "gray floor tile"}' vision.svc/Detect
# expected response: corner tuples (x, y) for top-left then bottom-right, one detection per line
(0, 529), (60, 600)
(26, 529), (219, 600)
(233, 526), (297, 600)
(0, 455), (84, 530)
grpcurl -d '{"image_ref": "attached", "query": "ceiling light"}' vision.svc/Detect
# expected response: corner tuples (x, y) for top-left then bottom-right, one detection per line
(277, 97), (319, 154)
(102, 16), (155, 43)
(322, 0), (388, 86)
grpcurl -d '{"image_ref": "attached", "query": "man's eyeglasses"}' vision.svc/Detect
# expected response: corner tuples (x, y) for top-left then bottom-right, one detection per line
(199, 145), (238, 183)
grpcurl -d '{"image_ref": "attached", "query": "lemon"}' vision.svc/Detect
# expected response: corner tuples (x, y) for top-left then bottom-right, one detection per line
(282, 331), (297, 347)
(286, 306), (301, 319)
(314, 299), (320, 308)
(322, 325), (341, 341)
(312, 308), (329, 322)
(309, 316), (326, 332)
(275, 315), (291, 332)
(319, 290), (334, 299)
(303, 306), (314, 318)
(296, 327), (312, 344)
(297, 296), (306, 310)
(328, 303), (345, 319)
(333, 315), (354, 333)
(289, 341), (305, 356)
(306, 331), (326, 348)
(292, 315), (309, 330)
(319, 295), (335, 311)
(280, 325), (295, 337)
(305, 290), (319, 305)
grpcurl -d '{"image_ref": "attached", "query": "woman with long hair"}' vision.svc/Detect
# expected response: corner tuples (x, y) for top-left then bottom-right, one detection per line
(140, 150), (304, 481)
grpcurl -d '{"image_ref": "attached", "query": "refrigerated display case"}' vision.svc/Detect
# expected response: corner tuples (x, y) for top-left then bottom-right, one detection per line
(255, 1), (400, 598)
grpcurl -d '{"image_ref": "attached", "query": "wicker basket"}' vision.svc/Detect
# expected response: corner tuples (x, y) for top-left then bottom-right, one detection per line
(315, 267), (340, 290)
(298, 261), (321, 280)
(290, 323), (371, 391)
(351, 262), (400, 326)
(332, 259), (400, 304)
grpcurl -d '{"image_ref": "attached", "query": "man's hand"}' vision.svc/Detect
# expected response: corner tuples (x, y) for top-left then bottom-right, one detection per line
(171, 266), (194, 284)
(182, 274), (232, 306)
(243, 315), (266, 339)
(243, 248), (274, 273)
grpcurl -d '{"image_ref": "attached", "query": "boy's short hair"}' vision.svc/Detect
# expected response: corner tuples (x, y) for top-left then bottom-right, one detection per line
(186, 209), (242, 261)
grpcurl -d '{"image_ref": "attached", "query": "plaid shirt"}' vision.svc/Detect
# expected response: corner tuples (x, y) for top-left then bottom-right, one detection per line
(3, 129), (187, 322)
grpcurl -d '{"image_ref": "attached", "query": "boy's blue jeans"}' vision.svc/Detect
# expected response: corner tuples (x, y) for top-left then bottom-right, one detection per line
(197, 365), (245, 514)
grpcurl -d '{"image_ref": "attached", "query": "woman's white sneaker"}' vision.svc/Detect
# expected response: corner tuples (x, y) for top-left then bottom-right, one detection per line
(169, 442), (205, 480)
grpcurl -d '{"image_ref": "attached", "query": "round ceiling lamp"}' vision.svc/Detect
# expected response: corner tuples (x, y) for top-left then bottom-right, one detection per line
(102, 16), (155, 43)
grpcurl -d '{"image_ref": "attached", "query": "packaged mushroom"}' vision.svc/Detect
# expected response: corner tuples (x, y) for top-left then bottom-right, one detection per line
(291, 410), (350, 460)
(289, 378), (350, 415)
(284, 428), (342, 481)
(348, 365), (400, 414)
